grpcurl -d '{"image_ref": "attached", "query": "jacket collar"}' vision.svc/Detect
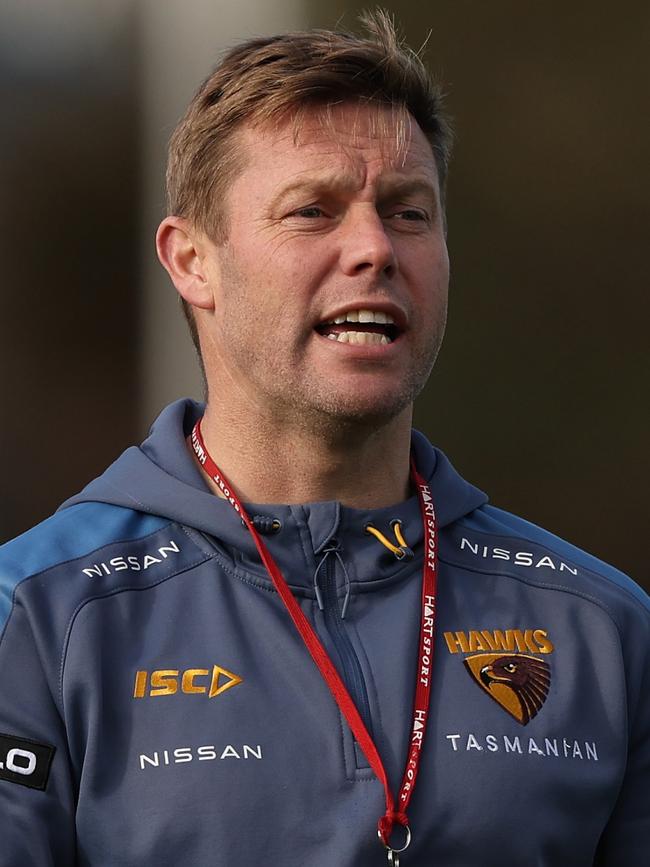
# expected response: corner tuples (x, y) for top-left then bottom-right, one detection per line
(61, 399), (488, 594)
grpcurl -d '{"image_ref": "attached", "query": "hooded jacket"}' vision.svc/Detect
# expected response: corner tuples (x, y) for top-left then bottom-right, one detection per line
(0, 399), (648, 866)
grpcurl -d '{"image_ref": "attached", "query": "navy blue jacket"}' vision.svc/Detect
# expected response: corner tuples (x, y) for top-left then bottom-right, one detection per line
(1, 400), (648, 865)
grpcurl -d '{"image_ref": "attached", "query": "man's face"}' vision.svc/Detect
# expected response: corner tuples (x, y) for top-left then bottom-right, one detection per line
(199, 103), (449, 430)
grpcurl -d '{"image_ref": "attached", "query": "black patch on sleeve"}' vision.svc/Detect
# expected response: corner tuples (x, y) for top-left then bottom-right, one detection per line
(0, 732), (56, 791)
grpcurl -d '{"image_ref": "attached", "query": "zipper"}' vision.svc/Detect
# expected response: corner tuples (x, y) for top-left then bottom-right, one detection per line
(316, 540), (374, 740)
(200, 525), (375, 748)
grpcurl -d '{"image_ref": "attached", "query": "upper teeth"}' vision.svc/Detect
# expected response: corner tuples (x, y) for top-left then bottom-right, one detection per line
(325, 309), (395, 325)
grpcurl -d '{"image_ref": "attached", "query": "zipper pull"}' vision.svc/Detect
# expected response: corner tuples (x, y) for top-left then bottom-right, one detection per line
(313, 540), (351, 618)
(313, 541), (337, 611)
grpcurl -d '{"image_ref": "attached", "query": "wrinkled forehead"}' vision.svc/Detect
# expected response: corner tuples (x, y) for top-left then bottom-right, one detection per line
(241, 101), (436, 175)
(294, 101), (417, 163)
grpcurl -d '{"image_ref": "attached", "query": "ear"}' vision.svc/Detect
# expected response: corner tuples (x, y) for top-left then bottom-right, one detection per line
(155, 216), (215, 310)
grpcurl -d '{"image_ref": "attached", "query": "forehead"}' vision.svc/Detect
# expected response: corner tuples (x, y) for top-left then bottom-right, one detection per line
(233, 102), (438, 191)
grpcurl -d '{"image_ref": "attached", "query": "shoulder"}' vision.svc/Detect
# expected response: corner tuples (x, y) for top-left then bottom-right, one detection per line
(444, 502), (650, 624)
(0, 502), (181, 636)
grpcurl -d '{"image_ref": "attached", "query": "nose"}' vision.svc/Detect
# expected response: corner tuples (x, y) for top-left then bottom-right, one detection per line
(338, 205), (397, 279)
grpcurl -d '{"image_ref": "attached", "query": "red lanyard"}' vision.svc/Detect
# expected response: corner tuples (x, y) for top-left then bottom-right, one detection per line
(191, 420), (437, 861)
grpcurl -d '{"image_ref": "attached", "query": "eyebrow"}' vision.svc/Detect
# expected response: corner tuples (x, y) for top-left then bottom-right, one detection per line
(270, 172), (439, 210)
(268, 173), (361, 210)
(376, 176), (439, 205)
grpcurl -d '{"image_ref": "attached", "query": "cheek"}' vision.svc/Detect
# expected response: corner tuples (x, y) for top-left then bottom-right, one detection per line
(400, 232), (448, 276)
(430, 245), (450, 303)
(429, 235), (450, 278)
(283, 246), (332, 290)
(408, 247), (449, 305)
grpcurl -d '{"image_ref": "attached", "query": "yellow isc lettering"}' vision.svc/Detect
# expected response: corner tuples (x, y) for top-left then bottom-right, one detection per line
(182, 669), (209, 694)
(150, 670), (179, 696)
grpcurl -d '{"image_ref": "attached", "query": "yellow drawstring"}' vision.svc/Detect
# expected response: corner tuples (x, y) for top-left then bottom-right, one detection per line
(392, 521), (408, 550)
(365, 521), (413, 560)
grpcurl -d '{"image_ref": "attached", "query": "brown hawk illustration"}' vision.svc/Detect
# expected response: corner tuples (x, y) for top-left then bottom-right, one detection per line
(463, 653), (551, 725)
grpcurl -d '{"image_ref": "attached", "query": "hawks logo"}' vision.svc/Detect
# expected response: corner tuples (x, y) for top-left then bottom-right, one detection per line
(463, 653), (550, 725)
(445, 629), (554, 726)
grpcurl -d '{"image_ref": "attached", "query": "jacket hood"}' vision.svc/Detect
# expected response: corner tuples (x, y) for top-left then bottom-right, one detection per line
(60, 399), (488, 592)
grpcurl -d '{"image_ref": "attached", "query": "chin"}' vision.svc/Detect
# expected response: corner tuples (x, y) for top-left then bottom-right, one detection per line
(305, 391), (413, 432)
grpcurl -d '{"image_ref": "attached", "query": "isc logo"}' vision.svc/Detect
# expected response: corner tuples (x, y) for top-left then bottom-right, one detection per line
(133, 665), (242, 699)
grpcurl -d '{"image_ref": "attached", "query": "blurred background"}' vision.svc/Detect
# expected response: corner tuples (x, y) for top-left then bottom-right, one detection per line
(1, 0), (648, 589)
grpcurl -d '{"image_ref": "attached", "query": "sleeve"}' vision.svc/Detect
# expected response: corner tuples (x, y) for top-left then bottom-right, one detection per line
(0, 591), (77, 866)
(594, 626), (650, 864)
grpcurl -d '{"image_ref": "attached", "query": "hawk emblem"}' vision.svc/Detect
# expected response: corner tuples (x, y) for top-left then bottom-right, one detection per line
(463, 653), (551, 725)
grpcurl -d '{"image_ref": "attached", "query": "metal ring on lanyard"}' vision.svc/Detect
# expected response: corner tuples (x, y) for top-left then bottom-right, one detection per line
(379, 824), (411, 865)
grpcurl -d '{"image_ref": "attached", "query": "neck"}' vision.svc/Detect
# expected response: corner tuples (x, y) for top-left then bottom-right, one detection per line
(190, 403), (414, 509)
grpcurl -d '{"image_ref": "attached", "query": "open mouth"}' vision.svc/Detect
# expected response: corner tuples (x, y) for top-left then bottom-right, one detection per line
(315, 308), (400, 345)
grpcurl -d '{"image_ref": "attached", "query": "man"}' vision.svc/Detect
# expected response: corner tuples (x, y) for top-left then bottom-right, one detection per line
(0, 13), (648, 866)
